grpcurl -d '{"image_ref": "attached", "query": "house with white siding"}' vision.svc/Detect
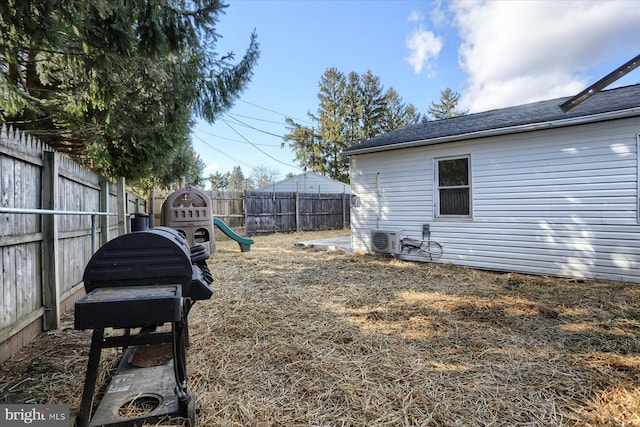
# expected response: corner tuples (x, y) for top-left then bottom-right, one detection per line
(256, 171), (350, 194)
(343, 84), (640, 283)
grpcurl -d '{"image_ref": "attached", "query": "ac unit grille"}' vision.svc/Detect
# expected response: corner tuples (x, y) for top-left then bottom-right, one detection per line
(372, 232), (389, 252)
(371, 230), (402, 254)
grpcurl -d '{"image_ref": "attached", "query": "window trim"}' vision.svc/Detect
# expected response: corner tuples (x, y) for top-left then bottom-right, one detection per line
(434, 154), (472, 219)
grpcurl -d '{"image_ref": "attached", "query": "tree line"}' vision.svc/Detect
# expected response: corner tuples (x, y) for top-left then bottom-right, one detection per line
(208, 164), (283, 191)
(283, 68), (466, 183)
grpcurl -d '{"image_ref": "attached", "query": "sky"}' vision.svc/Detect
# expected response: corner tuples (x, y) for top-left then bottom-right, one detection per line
(192, 0), (640, 187)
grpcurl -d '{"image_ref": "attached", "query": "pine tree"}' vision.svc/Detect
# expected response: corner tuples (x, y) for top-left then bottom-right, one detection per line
(228, 166), (246, 190)
(209, 171), (231, 191)
(382, 88), (421, 132)
(315, 68), (349, 182)
(360, 70), (386, 139)
(284, 119), (322, 173)
(343, 71), (363, 146)
(0, 0), (259, 186)
(427, 88), (468, 120)
(284, 68), (420, 183)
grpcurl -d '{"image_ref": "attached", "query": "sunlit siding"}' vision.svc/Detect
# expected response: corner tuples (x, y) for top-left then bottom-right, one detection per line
(350, 117), (640, 282)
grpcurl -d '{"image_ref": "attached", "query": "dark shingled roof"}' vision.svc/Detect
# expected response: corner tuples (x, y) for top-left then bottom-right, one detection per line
(343, 83), (640, 155)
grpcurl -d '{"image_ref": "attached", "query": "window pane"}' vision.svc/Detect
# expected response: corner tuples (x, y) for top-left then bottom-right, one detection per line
(439, 188), (469, 215)
(438, 158), (468, 186)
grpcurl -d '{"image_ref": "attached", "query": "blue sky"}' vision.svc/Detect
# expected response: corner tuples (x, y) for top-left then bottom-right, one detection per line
(192, 0), (640, 186)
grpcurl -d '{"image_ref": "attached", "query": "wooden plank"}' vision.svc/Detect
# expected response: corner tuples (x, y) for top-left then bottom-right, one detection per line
(560, 54), (640, 112)
(116, 177), (127, 235)
(0, 308), (45, 345)
(1, 155), (15, 236)
(100, 179), (110, 246)
(1, 247), (16, 329)
(0, 143), (44, 167)
(42, 151), (60, 330)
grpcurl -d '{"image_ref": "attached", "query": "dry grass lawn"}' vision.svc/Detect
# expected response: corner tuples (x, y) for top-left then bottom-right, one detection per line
(1, 229), (639, 426)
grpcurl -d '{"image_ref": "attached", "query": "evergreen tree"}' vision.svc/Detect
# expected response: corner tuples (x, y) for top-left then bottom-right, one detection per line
(315, 68), (349, 182)
(404, 103), (422, 125)
(228, 165), (254, 190)
(0, 0), (259, 186)
(427, 88), (468, 120)
(284, 68), (419, 183)
(209, 171), (230, 191)
(360, 70), (385, 139)
(382, 88), (421, 132)
(284, 119), (322, 173)
(343, 71), (363, 146)
(185, 151), (206, 188)
(153, 143), (205, 189)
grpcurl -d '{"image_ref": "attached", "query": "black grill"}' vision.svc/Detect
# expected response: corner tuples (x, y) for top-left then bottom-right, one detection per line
(74, 226), (213, 426)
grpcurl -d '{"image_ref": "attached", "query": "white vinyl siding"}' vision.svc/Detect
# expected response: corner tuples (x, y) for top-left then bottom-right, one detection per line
(350, 117), (640, 282)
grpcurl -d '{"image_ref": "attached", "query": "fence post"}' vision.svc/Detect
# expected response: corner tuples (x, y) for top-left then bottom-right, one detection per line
(295, 192), (300, 232)
(342, 192), (347, 229)
(116, 177), (127, 235)
(243, 191), (248, 235)
(99, 179), (110, 246)
(42, 151), (60, 330)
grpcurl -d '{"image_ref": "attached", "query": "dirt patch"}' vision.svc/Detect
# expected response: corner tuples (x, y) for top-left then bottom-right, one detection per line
(1, 229), (639, 426)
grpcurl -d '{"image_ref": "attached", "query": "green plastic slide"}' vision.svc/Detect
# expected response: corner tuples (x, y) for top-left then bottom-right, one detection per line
(213, 218), (254, 252)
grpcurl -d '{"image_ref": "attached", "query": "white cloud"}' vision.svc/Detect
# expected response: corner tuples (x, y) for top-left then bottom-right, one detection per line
(408, 10), (424, 23)
(430, 0), (447, 28)
(405, 10), (443, 76)
(450, 0), (640, 112)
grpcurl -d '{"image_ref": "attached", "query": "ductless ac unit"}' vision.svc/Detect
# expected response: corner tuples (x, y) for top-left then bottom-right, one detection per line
(371, 229), (403, 254)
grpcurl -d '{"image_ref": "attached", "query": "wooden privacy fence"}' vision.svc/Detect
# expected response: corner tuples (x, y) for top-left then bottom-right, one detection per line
(208, 190), (245, 228)
(244, 191), (350, 235)
(0, 125), (145, 362)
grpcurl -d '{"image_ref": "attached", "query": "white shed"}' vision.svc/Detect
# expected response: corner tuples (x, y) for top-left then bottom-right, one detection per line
(256, 171), (351, 194)
(343, 84), (640, 282)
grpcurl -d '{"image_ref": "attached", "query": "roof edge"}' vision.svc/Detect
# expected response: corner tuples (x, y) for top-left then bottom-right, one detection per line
(342, 106), (640, 157)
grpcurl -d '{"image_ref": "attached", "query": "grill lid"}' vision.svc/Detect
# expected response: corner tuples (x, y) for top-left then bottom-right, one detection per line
(83, 227), (192, 294)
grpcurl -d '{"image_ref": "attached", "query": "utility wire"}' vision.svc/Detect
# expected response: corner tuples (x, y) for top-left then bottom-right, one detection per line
(196, 127), (281, 147)
(221, 118), (302, 171)
(239, 99), (315, 126)
(227, 112), (283, 125)
(224, 114), (285, 139)
(192, 134), (258, 170)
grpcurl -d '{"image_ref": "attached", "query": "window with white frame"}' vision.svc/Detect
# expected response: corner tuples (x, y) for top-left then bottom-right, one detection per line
(435, 155), (471, 217)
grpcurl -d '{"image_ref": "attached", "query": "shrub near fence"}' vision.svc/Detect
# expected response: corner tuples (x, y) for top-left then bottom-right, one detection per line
(244, 191), (350, 235)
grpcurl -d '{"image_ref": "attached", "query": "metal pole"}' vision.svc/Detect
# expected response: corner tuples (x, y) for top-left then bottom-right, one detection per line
(91, 214), (97, 254)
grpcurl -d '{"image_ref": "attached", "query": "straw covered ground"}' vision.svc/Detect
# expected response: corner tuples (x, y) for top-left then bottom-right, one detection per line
(1, 229), (640, 426)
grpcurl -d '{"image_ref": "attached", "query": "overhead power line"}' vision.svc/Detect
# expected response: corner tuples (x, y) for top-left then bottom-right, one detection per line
(224, 114), (285, 139)
(192, 134), (258, 170)
(227, 112), (283, 125)
(196, 128), (281, 147)
(221, 119), (302, 172)
(239, 99), (315, 126)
